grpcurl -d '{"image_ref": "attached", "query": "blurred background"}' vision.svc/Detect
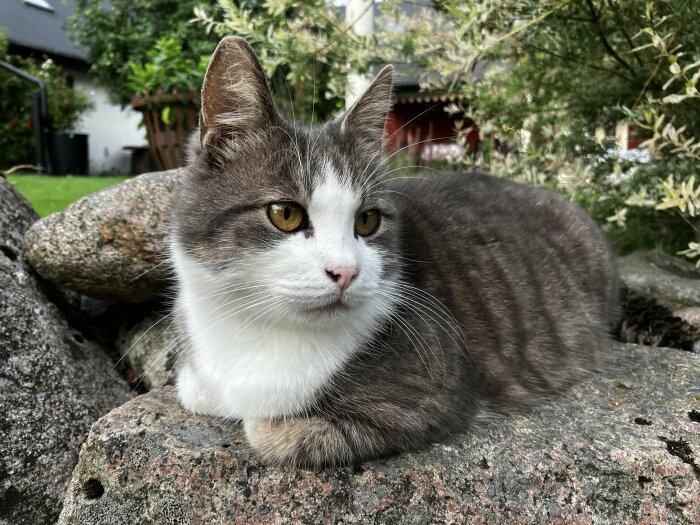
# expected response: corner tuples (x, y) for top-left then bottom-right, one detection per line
(1, 0), (699, 259)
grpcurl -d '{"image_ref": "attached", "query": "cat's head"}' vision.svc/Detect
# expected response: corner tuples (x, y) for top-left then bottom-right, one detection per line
(172, 36), (401, 328)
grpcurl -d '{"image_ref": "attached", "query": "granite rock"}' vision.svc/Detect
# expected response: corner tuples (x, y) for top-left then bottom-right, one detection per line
(674, 307), (700, 329)
(0, 175), (37, 260)
(619, 250), (700, 310)
(59, 343), (699, 524)
(0, 178), (134, 525)
(22, 169), (181, 303)
(115, 312), (178, 390)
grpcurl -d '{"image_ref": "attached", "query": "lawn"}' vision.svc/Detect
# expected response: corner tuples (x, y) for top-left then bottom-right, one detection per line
(7, 174), (130, 217)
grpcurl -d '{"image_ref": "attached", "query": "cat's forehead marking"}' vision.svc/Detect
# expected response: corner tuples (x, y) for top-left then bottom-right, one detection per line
(308, 163), (360, 234)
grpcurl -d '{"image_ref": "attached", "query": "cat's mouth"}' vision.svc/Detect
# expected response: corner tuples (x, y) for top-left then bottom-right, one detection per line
(303, 295), (354, 314)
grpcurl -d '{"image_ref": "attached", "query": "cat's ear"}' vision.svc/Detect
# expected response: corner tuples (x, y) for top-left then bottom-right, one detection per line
(341, 65), (394, 151)
(199, 36), (276, 147)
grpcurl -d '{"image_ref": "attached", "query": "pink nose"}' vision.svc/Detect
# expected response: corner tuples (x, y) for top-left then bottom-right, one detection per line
(325, 267), (358, 292)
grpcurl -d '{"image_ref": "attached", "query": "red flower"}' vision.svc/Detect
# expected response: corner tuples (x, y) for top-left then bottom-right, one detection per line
(8, 118), (16, 127)
(27, 118), (33, 127)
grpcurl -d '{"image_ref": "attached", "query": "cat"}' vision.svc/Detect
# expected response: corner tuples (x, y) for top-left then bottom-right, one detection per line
(169, 36), (618, 468)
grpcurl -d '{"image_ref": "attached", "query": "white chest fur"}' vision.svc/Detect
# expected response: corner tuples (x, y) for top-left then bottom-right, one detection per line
(172, 249), (382, 420)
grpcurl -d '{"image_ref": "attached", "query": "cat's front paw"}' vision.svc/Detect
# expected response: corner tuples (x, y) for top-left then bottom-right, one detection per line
(176, 363), (218, 416)
(244, 418), (353, 468)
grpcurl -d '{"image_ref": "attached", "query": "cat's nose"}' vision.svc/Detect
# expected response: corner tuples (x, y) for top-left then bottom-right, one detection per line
(325, 267), (358, 292)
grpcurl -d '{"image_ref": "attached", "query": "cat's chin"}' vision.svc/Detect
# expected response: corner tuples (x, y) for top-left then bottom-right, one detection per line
(287, 297), (362, 325)
(270, 295), (380, 327)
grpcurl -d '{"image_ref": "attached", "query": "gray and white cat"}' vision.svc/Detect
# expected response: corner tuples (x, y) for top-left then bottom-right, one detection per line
(170, 36), (617, 467)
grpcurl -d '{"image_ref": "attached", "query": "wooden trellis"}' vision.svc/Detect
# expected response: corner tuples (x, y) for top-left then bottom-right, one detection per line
(131, 89), (201, 171)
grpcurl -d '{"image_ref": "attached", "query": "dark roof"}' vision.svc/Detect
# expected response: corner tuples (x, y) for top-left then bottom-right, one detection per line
(1, 0), (86, 62)
(374, 60), (493, 91)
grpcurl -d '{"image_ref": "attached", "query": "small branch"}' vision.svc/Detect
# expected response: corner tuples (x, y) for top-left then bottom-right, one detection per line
(633, 58), (664, 107)
(522, 43), (637, 85)
(633, 25), (682, 107)
(604, 0), (645, 67)
(495, 0), (572, 43)
(1, 164), (43, 176)
(585, 0), (638, 78)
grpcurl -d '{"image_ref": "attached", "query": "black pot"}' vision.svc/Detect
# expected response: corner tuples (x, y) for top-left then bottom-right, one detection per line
(49, 132), (89, 175)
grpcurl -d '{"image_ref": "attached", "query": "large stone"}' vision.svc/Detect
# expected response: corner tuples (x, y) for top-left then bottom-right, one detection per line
(115, 312), (178, 390)
(22, 169), (181, 303)
(619, 250), (700, 310)
(0, 177), (134, 525)
(59, 343), (699, 524)
(0, 175), (37, 259)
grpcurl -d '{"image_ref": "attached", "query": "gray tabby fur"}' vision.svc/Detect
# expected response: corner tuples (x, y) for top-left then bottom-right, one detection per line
(170, 37), (617, 467)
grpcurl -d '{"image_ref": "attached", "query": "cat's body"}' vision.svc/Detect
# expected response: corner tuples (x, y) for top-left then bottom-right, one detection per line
(171, 37), (617, 467)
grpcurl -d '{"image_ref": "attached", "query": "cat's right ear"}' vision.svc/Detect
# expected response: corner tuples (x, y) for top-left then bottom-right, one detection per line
(199, 36), (276, 147)
(341, 65), (394, 152)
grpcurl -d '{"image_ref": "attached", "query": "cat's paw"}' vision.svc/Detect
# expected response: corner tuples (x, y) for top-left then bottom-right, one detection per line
(176, 364), (218, 416)
(244, 418), (353, 468)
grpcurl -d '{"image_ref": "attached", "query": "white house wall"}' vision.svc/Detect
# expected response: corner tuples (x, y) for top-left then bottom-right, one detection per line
(70, 70), (145, 174)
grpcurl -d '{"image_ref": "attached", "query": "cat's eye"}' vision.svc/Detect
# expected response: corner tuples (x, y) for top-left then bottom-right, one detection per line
(268, 202), (306, 233)
(354, 209), (380, 236)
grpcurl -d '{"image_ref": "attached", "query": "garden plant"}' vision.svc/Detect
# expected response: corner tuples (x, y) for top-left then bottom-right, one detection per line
(0, 31), (93, 172)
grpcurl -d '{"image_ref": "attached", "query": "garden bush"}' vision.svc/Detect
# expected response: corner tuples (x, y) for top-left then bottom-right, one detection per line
(66, 0), (221, 106)
(0, 31), (92, 171)
(373, 0), (700, 258)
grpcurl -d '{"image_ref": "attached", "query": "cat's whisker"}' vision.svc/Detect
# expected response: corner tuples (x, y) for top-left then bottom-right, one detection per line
(206, 297), (286, 373)
(368, 294), (437, 383)
(381, 286), (465, 345)
(377, 289), (447, 379)
(270, 125), (305, 178)
(125, 256), (175, 284)
(376, 290), (452, 387)
(389, 282), (470, 352)
(189, 292), (279, 333)
(355, 102), (444, 192)
(280, 71), (307, 185)
(360, 136), (456, 194)
(380, 164), (445, 180)
(130, 291), (241, 381)
(373, 173), (437, 186)
(308, 103), (346, 172)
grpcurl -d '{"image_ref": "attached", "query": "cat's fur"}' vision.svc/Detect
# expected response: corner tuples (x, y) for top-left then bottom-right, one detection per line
(170, 37), (617, 467)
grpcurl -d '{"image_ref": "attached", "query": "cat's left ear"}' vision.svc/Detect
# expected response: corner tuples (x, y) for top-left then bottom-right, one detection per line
(199, 36), (277, 147)
(341, 65), (394, 151)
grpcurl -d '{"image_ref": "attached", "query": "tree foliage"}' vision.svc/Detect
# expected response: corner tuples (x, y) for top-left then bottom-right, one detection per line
(125, 37), (209, 95)
(66, 0), (222, 106)
(193, 0), (377, 121)
(374, 0), (700, 256)
(67, 0), (700, 257)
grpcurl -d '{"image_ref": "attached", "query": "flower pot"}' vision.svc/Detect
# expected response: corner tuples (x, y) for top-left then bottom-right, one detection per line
(49, 132), (89, 175)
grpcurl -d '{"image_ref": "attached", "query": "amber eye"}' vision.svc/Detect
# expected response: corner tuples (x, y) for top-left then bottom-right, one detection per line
(354, 209), (380, 236)
(268, 202), (305, 233)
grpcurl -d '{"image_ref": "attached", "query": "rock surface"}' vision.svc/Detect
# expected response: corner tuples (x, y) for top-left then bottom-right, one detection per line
(59, 343), (699, 524)
(619, 250), (700, 310)
(115, 312), (178, 390)
(0, 178), (134, 525)
(22, 169), (181, 303)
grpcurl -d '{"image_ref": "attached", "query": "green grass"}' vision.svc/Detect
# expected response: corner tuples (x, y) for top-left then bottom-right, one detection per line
(6, 174), (130, 217)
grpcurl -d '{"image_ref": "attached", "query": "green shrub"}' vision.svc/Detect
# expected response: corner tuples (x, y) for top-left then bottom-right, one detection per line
(126, 37), (208, 96)
(0, 31), (93, 171)
(66, 0), (221, 106)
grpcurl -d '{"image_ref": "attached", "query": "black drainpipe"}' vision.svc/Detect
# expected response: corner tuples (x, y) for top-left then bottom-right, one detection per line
(0, 60), (52, 173)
